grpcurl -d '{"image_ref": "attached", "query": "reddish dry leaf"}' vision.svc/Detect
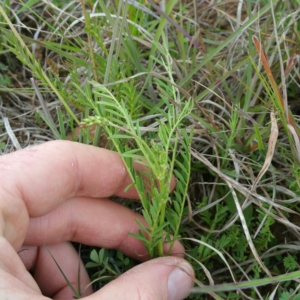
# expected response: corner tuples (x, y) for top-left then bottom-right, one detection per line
(253, 36), (300, 141)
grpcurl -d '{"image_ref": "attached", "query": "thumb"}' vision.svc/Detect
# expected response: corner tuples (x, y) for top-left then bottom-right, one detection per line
(89, 257), (194, 300)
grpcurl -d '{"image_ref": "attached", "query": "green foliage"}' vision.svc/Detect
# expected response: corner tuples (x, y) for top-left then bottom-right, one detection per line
(283, 255), (298, 272)
(85, 248), (135, 291)
(86, 248), (132, 276)
(254, 208), (275, 249)
(0, 142), (5, 151)
(79, 60), (193, 257)
(279, 290), (300, 300)
(289, 165), (300, 193)
(0, 62), (11, 86)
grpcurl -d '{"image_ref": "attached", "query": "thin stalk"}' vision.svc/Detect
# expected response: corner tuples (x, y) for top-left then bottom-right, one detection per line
(161, 135), (179, 255)
(147, 0), (177, 72)
(80, 0), (98, 82)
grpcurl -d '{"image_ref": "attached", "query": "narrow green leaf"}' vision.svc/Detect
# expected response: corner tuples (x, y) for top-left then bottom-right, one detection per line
(99, 248), (105, 264)
(41, 241), (81, 299)
(173, 201), (181, 215)
(110, 134), (132, 139)
(135, 218), (150, 234)
(152, 222), (169, 236)
(128, 232), (149, 244)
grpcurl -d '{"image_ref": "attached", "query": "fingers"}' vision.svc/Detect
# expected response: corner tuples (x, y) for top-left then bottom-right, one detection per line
(24, 198), (185, 261)
(87, 257), (194, 300)
(1, 140), (140, 218)
(0, 140), (175, 248)
(32, 242), (92, 299)
(19, 242), (92, 299)
(0, 236), (41, 295)
(17, 245), (194, 300)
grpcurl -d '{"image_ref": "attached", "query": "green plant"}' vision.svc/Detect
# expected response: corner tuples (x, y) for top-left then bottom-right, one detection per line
(0, 62), (11, 86)
(79, 55), (193, 257)
(279, 290), (300, 300)
(85, 248), (134, 289)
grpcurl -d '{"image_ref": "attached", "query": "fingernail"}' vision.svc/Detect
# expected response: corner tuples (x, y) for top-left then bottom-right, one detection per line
(168, 262), (194, 300)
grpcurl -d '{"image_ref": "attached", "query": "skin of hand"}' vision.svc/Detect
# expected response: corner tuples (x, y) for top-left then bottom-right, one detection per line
(0, 140), (194, 299)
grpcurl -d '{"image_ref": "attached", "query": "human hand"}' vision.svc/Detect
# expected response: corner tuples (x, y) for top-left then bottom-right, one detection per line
(0, 140), (194, 299)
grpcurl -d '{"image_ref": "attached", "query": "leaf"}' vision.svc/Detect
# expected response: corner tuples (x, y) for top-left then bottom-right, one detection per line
(151, 236), (165, 249)
(152, 222), (169, 236)
(175, 181), (185, 194)
(149, 206), (160, 224)
(128, 232), (149, 245)
(173, 201), (181, 215)
(253, 36), (300, 140)
(90, 249), (99, 264)
(116, 251), (124, 261)
(135, 218), (151, 234)
(123, 148), (143, 155)
(41, 241), (81, 299)
(166, 211), (178, 232)
(99, 248), (105, 264)
(173, 190), (182, 202)
(124, 182), (135, 192)
(110, 134), (133, 140)
(283, 255), (297, 271)
(17, 0), (41, 14)
(174, 170), (185, 185)
(142, 209), (153, 227)
(85, 262), (100, 268)
(175, 160), (188, 176)
(279, 292), (291, 300)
